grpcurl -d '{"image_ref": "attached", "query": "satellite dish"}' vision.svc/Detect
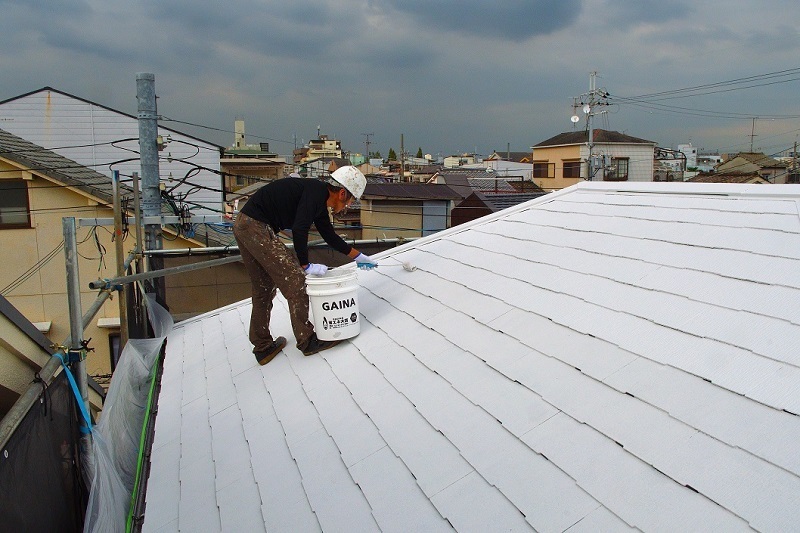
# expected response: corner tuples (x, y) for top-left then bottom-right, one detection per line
(571, 115), (580, 123)
(583, 104), (591, 114)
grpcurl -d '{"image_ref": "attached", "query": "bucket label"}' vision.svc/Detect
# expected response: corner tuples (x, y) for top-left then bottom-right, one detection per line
(322, 311), (358, 331)
(322, 297), (356, 311)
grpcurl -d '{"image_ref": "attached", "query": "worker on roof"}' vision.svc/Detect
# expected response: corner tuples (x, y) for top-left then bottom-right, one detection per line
(233, 166), (377, 365)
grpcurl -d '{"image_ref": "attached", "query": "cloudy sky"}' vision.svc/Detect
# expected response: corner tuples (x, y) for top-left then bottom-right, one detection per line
(1, 0), (799, 159)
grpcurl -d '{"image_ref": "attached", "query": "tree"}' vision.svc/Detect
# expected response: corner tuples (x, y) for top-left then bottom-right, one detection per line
(369, 151), (382, 159)
(388, 148), (397, 161)
(416, 147), (423, 158)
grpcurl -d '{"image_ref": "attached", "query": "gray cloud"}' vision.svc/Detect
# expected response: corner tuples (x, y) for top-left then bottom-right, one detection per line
(0, 0), (798, 158)
(374, 0), (583, 41)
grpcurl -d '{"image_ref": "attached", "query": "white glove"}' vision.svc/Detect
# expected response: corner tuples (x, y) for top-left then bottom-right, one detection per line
(304, 263), (328, 276)
(354, 253), (378, 270)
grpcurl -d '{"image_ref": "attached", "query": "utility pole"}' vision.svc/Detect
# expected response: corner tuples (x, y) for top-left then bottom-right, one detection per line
(400, 134), (405, 182)
(136, 73), (165, 307)
(362, 133), (373, 159)
(749, 118), (757, 152)
(571, 71), (609, 180)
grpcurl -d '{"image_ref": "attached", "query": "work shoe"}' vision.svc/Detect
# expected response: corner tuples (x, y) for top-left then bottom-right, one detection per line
(254, 336), (287, 366)
(301, 334), (341, 356)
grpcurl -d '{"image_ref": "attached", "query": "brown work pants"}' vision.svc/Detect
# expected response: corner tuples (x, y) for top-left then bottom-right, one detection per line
(233, 213), (315, 352)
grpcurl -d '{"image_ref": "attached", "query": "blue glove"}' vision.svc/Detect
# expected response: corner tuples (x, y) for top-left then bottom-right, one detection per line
(304, 263), (328, 276)
(354, 253), (378, 270)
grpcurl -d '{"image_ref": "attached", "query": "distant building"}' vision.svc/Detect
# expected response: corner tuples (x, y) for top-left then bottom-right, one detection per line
(360, 182), (462, 239)
(677, 143), (698, 168)
(716, 152), (790, 183)
(532, 129), (656, 191)
(443, 153), (478, 168)
(293, 134), (343, 164)
(485, 150), (533, 163)
(220, 120), (288, 196)
(451, 191), (547, 226)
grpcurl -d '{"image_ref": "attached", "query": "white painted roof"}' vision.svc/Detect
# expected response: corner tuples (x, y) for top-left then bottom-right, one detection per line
(143, 182), (800, 532)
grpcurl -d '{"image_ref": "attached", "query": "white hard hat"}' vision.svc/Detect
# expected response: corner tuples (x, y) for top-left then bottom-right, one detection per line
(330, 166), (366, 200)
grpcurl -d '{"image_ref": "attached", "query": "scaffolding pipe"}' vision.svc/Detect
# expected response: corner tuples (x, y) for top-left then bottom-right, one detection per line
(0, 251), (135, 452)
(64, 217), (94, 485)
(112, 170), (129, 347)
(89, 254), (243, 290)
(141, 237), (413, 257)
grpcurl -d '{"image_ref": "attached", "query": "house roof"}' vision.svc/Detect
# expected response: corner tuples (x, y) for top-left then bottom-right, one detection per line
(0, 127), (123, 204)
(143, 182), (800, 532)
(364, 182), (462, 200)
(534, 129), (656, 147)
(721, 152), (788, 170)
(488, 151), (532, 162)
(687, 171), (769, 184)
(478, 191), (549, 211)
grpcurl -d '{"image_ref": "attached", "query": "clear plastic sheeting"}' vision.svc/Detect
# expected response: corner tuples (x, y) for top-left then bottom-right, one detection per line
(83, 295), (174, 533)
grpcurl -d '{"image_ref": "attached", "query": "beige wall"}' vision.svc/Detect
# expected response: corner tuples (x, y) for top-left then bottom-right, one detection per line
(360, 200), (423, 240)
(164, 257), (251, 322)
(532, 145), (583, 191)
(0, 163), (234, 378)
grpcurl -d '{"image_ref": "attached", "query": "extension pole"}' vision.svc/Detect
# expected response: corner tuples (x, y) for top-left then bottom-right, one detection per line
(63, 217), (93, 483)
(111, 170), (129, 348)
(136, 73), (165, 307)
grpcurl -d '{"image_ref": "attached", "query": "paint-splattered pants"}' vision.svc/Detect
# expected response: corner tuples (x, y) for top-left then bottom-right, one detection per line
(233, 213), (315, 352)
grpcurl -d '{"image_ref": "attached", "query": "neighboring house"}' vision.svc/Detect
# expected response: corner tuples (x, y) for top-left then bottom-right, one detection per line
(429, 168), (540, 197)
(451, 191), (547, 226)
(688, 171), (769, 184)
(0, 129), (248, 377)
(485, 150), (533, 163)
(361, 182), (461, 239)
(716, 152), (789, 183)
(443, 153), (477, 167)
(293, 134), (343, 164)
(221, 120), (287, 195)
(0, 293), (104, 416)
(0, 87), (225, 214)
(532, 129), (656, 190)
(472, 158), (533, 181)
(141, 181), (800, 531)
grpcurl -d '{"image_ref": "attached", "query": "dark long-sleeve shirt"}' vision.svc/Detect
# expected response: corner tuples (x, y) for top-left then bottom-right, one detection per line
(239, 177), (352, 265)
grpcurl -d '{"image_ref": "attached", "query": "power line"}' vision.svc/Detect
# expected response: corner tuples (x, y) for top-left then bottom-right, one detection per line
(160, 116), (295, 146)
(615, 67), (800, 101)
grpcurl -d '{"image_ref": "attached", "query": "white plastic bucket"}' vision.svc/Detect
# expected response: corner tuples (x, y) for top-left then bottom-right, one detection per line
(306, 269), (360, 341)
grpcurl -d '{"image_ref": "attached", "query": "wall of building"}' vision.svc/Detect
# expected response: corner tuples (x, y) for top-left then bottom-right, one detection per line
(532, 145), (582, 190)
(361, 200), (423, 240)
(586, 144), (655, 182)
(0, 166), (244, 378)
(0, 89), (223, 214)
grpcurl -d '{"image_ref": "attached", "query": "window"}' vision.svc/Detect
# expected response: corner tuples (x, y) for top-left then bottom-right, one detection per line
(562, 160), (581, 179)
(533, 162), (555, 179)
(109, 333), (121, 371)
(604, 157), (629, 181)
(0, 180), (31, 228)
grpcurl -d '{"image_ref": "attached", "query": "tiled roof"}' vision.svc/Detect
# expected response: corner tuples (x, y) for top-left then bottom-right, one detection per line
(534, 129), (656, 147)
(143, 182), (800, 532)
(0, 128), (120, 203)
(480, 192), (549, 210)
(687, 171), (767, 184)
(364, 182), (462, 200)
(731, 152), (788, 168)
